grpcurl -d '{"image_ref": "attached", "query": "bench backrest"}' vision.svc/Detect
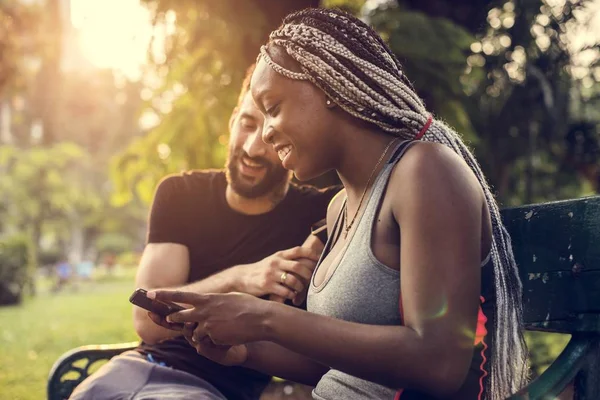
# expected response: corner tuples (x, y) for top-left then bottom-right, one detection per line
(501, 196), (600, 333)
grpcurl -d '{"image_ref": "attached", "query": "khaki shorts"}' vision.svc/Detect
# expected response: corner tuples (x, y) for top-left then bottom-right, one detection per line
(69, 350), (227, 400)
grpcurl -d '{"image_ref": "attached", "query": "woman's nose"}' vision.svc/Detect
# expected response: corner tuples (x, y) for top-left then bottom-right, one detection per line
(262, 125), (275, 145)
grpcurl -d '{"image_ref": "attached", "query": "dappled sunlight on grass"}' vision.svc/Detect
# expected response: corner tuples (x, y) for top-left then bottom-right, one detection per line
(0, 267), (139, 400)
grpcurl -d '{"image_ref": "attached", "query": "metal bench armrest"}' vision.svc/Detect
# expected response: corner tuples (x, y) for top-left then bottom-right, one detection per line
(47, 342), (139, 400)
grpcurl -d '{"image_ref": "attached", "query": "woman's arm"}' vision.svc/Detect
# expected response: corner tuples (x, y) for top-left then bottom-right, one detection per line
(148, 303), (328, 386)
(153, 143), (485, 398)
(244, 341), (329, 386)
(260, 144), (484, 396)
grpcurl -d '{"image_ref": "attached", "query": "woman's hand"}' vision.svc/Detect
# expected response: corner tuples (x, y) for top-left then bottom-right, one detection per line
(147, 311), (249, 366)
(189, 334), (248, 366)
(147, 290), (274, 346)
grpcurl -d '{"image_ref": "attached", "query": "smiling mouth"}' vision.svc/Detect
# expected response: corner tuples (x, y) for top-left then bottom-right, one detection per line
(277, 145), (292, 161)
(241, 156), (265, 169)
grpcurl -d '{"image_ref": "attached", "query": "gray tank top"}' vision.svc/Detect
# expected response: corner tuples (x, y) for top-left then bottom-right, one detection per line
(306, 140), (413, 400)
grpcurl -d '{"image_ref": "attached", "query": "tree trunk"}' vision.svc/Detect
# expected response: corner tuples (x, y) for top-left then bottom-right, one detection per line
(525, 121), (539, 204)
(27, 221), (42, 296)
(35, 0), (62, 146)
(496, 164), (512, 205)
(67, 211), (85, 265)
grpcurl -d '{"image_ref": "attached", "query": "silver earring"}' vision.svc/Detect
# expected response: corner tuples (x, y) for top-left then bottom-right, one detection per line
(326, 99), (332, 106)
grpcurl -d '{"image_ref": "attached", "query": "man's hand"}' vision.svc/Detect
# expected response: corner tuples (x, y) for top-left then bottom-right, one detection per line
(235, 246), (320, 305)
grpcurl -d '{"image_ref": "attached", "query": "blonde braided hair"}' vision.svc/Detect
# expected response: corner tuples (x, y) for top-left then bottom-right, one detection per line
(258, 8), (528, 399)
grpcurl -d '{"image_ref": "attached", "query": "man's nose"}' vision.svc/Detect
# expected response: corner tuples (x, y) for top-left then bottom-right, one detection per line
(242, 132), (267, 158)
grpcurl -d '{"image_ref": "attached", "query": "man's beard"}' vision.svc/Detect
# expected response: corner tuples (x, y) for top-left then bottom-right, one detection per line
(226, 148), (290, 199)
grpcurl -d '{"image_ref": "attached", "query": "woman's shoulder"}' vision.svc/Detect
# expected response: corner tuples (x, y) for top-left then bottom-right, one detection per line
(395, 141), (466, 171)
(388, 141), (485, 210)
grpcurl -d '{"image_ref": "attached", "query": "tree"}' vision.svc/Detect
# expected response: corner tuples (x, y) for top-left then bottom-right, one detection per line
(371, 0), (599, 204)
(25, 0), (63, 146)
(463, 0), (598, 204)
(112, 0), (319, 204)
(368, 4), (479, 141)
(0, 0), (41, 95)
(0, 142), (146, 292)
(112, 0), (599, 206)
(0, 143), (93, 291)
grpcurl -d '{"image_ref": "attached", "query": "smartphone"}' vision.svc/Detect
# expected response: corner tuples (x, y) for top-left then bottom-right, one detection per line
(129, 288), (185, 317)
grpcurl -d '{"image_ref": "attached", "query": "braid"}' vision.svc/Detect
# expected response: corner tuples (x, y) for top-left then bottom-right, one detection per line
(425, 119), (529, 394)
(272, 21), (403, 112)
(259, 8), (529, 399)
(285, 11), (399, 76)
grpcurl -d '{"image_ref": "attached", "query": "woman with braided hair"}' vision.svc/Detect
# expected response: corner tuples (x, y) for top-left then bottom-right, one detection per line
(148, 8), (529, 400)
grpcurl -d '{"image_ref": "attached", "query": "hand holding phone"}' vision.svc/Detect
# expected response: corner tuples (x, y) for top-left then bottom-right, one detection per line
(129, 288), (185, 317)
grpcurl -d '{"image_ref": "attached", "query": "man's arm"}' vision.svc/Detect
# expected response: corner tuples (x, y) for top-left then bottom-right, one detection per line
(134, 238), (322, 344)
(135, 173), (328, 344)
(133, 241), (249, 344)
(133, 242), (190, 344)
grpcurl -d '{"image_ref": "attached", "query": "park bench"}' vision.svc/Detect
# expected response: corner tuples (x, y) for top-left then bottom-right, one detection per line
(47, 196), (600, 400)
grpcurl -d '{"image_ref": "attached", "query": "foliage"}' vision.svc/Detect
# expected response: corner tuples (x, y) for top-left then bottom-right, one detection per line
(565, 121), (600, 192)
(454, 0), (599, 204)
(0, 0), (42, 95)
(0, 234), (29, 305)
(2, 0), (147, 273)
(0, 143), (100, 237)
(368, 6), (478, 141)
(322, 0), (366, 14)
(0, 2), (587, 391)
(112, 0), (318, 204)
(368, 0), (600, 204)
(1, 0), (148, 270)
(525, 331), (571, 376)
(116, 251), (143, 268)
(38, 248), (63, 267)
(0, 143), (89, 286)
(0, 143), (146, 284)
(95, 233), (135, 258)
(112, 0), (598, 205)
(45, 70), (145, 154)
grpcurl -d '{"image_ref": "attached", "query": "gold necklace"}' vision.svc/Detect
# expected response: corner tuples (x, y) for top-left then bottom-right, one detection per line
(343, 138), (399, 239)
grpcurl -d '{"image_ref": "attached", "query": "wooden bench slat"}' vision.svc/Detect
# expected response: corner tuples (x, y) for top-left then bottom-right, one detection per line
(521, 271), (600, 332)
(502, 196), (600, 333)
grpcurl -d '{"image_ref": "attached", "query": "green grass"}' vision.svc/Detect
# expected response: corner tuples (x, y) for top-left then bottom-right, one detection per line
(0, 267), (571, 400)
(0, 268), (139, 400)
(525, 331), (571, 376)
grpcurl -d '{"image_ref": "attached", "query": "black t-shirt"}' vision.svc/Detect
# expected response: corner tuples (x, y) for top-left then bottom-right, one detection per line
(137, 170), (339, 400)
